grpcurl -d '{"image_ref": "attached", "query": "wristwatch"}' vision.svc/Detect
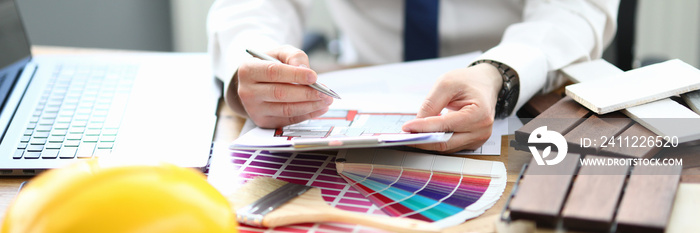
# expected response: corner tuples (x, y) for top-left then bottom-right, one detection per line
(470, 59), (520, 119)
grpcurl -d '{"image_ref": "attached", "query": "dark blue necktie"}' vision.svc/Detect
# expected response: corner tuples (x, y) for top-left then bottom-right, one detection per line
(403, 0), (440, 61)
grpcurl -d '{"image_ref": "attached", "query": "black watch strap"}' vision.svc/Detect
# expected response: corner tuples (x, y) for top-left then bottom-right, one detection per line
(470, 59), (520, 119)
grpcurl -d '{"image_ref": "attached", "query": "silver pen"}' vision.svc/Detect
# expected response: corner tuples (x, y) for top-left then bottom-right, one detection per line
(245, 49), (341, 99)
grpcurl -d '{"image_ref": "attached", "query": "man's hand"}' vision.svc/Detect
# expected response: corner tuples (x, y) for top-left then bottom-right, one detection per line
(402, 63), (503, 153)
(237, 45), (333, 128)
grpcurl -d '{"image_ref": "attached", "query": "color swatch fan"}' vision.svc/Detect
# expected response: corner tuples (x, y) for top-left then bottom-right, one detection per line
(336, 149), (507, 228)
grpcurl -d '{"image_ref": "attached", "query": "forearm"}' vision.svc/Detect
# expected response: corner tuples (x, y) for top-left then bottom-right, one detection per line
(207, 0), (311, 117)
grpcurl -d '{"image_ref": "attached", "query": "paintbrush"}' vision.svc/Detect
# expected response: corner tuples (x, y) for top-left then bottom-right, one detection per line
(229, 177), (442, 233)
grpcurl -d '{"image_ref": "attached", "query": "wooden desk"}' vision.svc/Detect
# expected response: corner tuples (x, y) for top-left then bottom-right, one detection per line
(0, 46), (521, 232)
(6, 46), (697, 232)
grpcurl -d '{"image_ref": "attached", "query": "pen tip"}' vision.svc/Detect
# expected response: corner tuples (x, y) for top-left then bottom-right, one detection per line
(328, 90), (341, 99)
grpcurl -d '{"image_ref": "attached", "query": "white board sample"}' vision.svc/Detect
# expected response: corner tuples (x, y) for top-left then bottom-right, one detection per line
(561, 59), (624, 83)
(565, 59), (700, 114)
(622, 98), (700, 143)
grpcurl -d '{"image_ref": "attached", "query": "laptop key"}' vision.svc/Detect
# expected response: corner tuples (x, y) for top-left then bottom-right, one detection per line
(64, 140), (80, 147)
(29, 138), (47, 145)
(83, 136), (99, 142)
(56, 117), (72, 123)
(71, 121), (87, 127)
(97, 142), (113, 149)
(38, 119), (55, 125)
(87, 123), (103, 129)
(41, 149), (60, 159)
(85, 129), (101, 136)
(53, 123), (70, 129)
(45, 143), (62, 149)
(13, 150), (23, 159)
(66, 134), (82, 140)
(90, 116), (106, 123)
(35, 125), (52, 132)
(74, 115), (89, 121)
(24, 152), (41, 159)
(100, 136), (116, 142)
(51, 130), (68, 136)
(58, 110), (74, 117)
(76, 143), (96, 158)
(43, 107), (60, 113)
(93, 149), (111, 158)
(69, 127), (85, 134)
(33, 131), (50, 138)
(23, 129), (33, 136)
(41, 112), (58, 119)
(102, 129), (118, 136)
(58, 147), (78, 159)
(48, 136), (64, 143)
(26, 145), (43, 152)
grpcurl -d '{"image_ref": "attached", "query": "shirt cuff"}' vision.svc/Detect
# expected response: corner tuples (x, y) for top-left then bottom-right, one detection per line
(476, 43), (548, 116)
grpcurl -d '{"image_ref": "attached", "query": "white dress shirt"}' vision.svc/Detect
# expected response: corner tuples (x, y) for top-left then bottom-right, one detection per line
(207, 0), (619, 115)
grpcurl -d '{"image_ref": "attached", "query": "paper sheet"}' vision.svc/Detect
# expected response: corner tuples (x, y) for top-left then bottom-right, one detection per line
(231, 109), (452, 151)
(321, 51), (482, 112)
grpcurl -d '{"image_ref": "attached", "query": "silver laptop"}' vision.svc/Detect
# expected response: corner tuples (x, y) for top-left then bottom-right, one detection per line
(0, 0), (220, 175)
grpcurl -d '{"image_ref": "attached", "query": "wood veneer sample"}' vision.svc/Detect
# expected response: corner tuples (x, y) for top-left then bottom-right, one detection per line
(599, 123), (662, 159)
(564, 112), (632, 154)
(520, 92), (563, 118)
(681, 167), (700, 183)
(656, 144), (700, 170)
(515, 97), (591, 143)
(509, 153), (580, 226)
(615, 165), (682, 233)
(561, 155), (629, 231)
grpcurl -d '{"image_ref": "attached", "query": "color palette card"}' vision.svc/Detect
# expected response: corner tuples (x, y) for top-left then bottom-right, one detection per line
(207, 144), (506, 232)
(208, 145), (391, 232)
(336, 148), (507, 228)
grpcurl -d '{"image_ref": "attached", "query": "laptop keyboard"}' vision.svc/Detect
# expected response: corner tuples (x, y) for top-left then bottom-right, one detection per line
(13, 64), (136, 159)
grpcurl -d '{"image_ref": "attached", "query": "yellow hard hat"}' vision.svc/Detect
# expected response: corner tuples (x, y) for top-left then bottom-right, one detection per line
(1, 159), (238, 233)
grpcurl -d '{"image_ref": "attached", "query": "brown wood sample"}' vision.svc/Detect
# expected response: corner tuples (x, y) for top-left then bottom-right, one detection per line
(656, 145), (700, 169)
(520, 92), (563, 117)
(615, 165), (682, 233)
(509, 153), (580, 226)
(564, 112), (632, 154)
(516, 97), (591, 143)
(561, 155), (629, 231)
(681, 167), (700, 183)
(599, 123), (662, 158)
